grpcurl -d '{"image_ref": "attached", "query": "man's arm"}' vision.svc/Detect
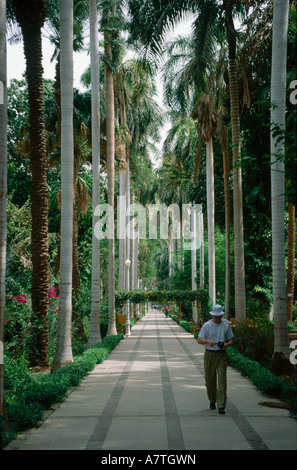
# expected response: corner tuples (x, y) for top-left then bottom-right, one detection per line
(222, 338), (233, 350)
(198, 336), (216, 347)
(198, 336), (233, 349)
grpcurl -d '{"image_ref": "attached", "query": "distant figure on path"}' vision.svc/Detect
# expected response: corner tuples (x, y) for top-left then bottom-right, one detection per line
(198, 305), (234, 414)
(164, 305), (169, 318)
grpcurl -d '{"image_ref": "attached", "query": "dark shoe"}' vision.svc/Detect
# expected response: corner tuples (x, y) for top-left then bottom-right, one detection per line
(210, 403), (216, 410)
(218, 408), (225, 414)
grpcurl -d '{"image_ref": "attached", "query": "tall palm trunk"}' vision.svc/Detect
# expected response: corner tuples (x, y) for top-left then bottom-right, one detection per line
(191, 204), (197, 323)
(52, 0), (74, 369)
(126, 158), (131, 291)
(0, 0), (8, 434)
(286, 202), (295, 322)
(88, 0), (102, 347)
(132, 223), (139, 290)
(72, 178), (87, 341)
(218, 107), (231, 318)
(199, 209), (204, 289)
(13, 0), (49, 368)
(206, 138), (216, 305)
(117, 72), (129, 295)
(104, 8), (117, 336)
(270, 0), (293, 375)
(168, 224), (174, 277)
(192, 95), (217, 305)
(224, 0), (246, 323)
(118, 162), (126, 291)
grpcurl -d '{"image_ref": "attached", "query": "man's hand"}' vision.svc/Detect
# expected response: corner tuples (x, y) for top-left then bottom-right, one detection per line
(222, 339), (233, 350)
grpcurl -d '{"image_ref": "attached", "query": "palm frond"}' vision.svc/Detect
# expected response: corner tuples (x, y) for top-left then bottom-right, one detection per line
(189, 1), (221, 85)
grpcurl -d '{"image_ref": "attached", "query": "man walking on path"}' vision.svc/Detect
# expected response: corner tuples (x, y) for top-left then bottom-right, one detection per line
(198, 305), (234, 414)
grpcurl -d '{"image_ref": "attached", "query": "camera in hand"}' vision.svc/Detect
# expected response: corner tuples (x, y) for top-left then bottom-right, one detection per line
(217, 341), (225, 349)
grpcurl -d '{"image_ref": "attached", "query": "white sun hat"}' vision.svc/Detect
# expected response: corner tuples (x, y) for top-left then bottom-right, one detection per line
(210, 304), (225, 316)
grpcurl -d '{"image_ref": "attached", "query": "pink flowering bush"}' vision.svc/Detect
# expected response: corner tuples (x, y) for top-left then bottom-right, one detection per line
(4, 284), (60, 358)
(4, 292), (32, 357)
(47, 285), (60, 355)
(12, 294), (28, 304)
(48, 286), (56, 298)
(48, 286), (59, 308)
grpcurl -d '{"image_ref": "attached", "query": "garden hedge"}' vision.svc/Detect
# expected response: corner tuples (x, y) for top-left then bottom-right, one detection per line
(1, 333), (123, 449)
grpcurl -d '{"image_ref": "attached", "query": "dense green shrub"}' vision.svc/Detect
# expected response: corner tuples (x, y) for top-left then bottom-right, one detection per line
(5, 402), (45, 432)
(178, 319), (192, 332)
(227, 347), (297, 417)
(227, 347), (282, 394)
(232, 318), (274, 367)
(2, 333), (123, 449)
(247, 286), (272, 318)
(3, 355), (32, 391)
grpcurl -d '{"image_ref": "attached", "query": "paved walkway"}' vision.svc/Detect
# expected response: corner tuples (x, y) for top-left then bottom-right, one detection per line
(5, 309), (297, 451)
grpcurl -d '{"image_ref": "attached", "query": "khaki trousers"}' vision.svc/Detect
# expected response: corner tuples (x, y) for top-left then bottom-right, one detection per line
(204, 350), (229, 409)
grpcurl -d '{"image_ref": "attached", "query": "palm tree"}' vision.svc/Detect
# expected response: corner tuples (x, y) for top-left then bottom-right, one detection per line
(13, 0), (50, 368)
(50, 110), (91, 343)
(72, 132), (90, 341)
(128, 0), (246, 321)
(192, 94), (218, 305)
(165, 33), (231, 314)
(118, 159), (127, 291)
(53, 123), (91, 345)
(223, 0), (246, 323)
(161, 34), (221, 305)
(191, 203), (197, 322)
(286, 2), (297, 323)
(0, 0), (8, 436)
(103, 2), (117, 336)
(286, 201), (295, 323)
(52, 0), (74, 369)
(217, 104), (231, 318)
(45, 0), (90, 342)
(88, 0), (102, 347)
(115, 56), (131, 297)
(115, 55), (163, 295)
(270, 0), (293, 375)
